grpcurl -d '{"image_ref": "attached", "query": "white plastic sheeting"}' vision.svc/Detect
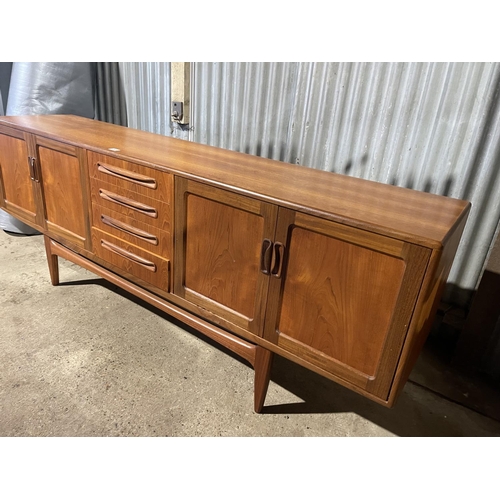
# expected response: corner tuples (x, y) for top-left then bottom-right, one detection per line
(7, 62), (95, 117)
(1, 62), (96, 234)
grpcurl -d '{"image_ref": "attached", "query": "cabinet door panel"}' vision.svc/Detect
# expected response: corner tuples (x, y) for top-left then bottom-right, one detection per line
(38, 145), (86, 245)
(0, 132), (38, 226)
(264, 209), (430, 399)
(185, 194), (262, 318)
(174, 178), (277, 335)
(279, 226), (405, 376)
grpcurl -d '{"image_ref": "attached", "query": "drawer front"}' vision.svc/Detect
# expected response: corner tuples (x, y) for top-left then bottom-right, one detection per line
(92, 228), (170, 292)
(88, 151), (172, 204)
(90, 177), (171, 232)
(92, 203), (171, 259)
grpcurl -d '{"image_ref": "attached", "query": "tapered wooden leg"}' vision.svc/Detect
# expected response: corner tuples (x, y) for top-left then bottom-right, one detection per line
(254, 346), (273, 413)
(43, 236), (59, 286)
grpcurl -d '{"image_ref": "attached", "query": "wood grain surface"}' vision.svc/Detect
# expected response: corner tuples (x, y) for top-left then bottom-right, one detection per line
(0, 132), (37, 222)
(90, 178), (171, 231)
(88, 151), (173, 204)
(174, 178), (278, 335)
(263, 208), (431, 398)
(38, 146), (86, 244)
(92, 228), (170, 292)
(185, 193), (263, 319)
(278, 226), (405, 376)
(0, 114), (470, 248)
(91, 203), (171, 259)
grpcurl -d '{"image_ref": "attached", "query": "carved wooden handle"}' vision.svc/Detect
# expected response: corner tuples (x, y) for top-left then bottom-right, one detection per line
(271, 242), (284, 279)
(100, 239), (157, 272)
(28, 156), (38, 182)
(99, 189), (158, 218)
(97, 162), (157, 189)
(101, 214), (158, 245)
(260, 239), (273, 275)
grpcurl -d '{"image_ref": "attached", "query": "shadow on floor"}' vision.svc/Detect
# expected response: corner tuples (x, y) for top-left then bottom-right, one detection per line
(59, 277), (500, 437)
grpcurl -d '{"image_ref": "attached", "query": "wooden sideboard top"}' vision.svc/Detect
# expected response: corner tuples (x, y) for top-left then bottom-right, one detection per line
(0, 114), (471, 248)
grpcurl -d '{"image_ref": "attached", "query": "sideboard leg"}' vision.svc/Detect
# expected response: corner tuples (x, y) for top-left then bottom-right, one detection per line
(43, 236), (59, 286)
(254, 346), (273, 413)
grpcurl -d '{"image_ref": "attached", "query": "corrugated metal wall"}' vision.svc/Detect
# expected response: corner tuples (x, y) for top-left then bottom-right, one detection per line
(96, 62), (500, 307)
(192, 62), (500, 305)
(95, 62), (188, 140)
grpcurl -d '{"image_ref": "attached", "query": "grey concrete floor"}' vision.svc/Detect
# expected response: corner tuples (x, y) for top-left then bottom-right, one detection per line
(1, 229), (499, 437)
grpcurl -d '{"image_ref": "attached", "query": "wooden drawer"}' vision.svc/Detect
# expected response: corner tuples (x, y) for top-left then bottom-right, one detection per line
(90, 177), (171, 232)
(88, 151), (172, 204)
(92, 228), (170, 292)
(92, 203), (171, 259)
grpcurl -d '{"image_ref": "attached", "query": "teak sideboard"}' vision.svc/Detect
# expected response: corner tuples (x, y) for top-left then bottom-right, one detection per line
(0, 115), (471, 412)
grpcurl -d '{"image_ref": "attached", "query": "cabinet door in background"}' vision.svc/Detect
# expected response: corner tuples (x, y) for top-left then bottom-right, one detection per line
(0, 128), (39, 228)
(264, 209), (431, 400)
(174, 178), (277, 335)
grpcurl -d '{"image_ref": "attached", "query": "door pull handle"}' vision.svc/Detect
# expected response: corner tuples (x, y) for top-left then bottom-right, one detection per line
(28, 157), (39, 182)
(271, 242), (284, 278)
(260, 238), (273, 275)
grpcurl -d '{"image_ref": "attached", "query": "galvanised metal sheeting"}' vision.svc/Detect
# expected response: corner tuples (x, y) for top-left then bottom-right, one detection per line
(192, 62), (500, 304)
(117, 62), (188, 140)
(193, 62), (298, 158)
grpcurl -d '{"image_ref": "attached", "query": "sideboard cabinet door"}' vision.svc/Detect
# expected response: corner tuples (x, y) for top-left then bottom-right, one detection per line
(264, 208), (431, 400)
(0, 128), (40, 229)
(174, 178), (278, 335)
(33, 137), (89, 248)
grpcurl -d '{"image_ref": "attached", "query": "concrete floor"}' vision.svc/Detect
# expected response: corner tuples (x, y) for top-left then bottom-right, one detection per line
(1, 229), (499, 437)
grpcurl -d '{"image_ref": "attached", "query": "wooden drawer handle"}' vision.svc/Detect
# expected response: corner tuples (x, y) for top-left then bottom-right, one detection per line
(99, 188), (158, 218)
(100, 214), (158, 245)
(97, 162), (157, 189)
(100, 239), (157, 272)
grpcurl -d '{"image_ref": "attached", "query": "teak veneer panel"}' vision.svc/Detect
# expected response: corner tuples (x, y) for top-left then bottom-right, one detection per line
(92, 227), (170, 292)
(0, 132), (37, 221)
(277, 226), (406, 377)
(174, 178), (278, 336)
(185, 194), (264, 320)
(38, 146), (86, 242)
(0, 114), (469, 248)
(262, 208), (432, 399)
(90, 177), (172, 232)
(88, 151), (173, 205)
(91, 203), (171, 259)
